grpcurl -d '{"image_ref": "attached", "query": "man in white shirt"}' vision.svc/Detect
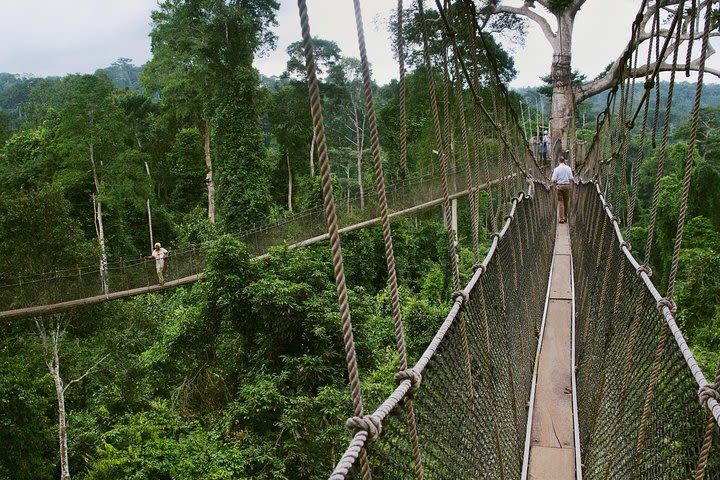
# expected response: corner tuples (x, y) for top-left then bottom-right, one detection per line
(551, 155), (574, 224)
(148, 242), (169, 285)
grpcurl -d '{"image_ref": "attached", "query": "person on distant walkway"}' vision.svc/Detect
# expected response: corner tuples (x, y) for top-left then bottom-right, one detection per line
(147, 243), (169, 285)
(552, 155), (574, 224)
(538, 131), (548, 164)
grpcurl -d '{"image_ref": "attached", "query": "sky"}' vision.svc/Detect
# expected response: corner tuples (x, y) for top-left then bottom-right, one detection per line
(0, 0), (717, 88)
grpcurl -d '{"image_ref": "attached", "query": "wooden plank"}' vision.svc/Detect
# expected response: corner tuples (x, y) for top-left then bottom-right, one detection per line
(532, 300), (573, 449)
(527, 219), (576, 479)
(528, 446), (575, 480)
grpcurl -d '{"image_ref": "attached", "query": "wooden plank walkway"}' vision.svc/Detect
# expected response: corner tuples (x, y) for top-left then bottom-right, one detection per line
(526, 222), (578, 479)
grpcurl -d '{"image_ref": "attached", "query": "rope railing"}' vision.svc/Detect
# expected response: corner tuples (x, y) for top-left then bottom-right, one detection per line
(330, 184), (555, 478)
(571, 181), (720, 478)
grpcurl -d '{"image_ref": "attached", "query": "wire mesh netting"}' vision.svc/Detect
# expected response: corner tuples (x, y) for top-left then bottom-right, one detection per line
(571, 183), (720, 479)
(0, 168), (471, 312)
(338, 185), (555, 478)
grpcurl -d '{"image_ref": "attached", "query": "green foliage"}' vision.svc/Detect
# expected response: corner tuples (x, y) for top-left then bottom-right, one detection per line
(0, 340), (55, 480)
(168, 128), (205, 212)
(0, 186), (96, 279)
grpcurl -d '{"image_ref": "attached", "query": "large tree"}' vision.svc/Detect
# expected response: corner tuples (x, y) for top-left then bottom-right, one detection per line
(142, 0), (279, 228)
(481, 0), (719, 157)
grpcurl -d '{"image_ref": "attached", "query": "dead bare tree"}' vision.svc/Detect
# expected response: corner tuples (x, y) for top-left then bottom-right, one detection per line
(35, 317), (109, 480)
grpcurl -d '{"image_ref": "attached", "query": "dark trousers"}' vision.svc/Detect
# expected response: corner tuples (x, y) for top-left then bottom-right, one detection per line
(557, 184), (570, 222)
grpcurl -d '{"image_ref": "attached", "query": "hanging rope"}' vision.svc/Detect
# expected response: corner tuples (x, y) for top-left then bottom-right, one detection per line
(295, 1), (370, 478)
(397, 0), (409, 176)
(643, 0), (684, 268)
(351, 1), (424, 477)
(417, 0), (461, 293)
(666, 0), (712, 302)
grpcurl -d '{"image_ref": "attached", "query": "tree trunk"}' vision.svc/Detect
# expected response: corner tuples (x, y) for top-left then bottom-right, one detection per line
(355, 106), (365, 209)
(89, 143), (108, 294)
(549, 12), (575, 165)
(287, 153), (293, 212)
(36, 321), (71, 480)
(144, 162), (154, 250)
(51, 333), (71, 480)
(204, 118), (216, 225)
(310, 130), (316, 177)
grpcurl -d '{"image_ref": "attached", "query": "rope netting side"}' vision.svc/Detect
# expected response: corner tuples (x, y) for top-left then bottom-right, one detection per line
(331, 185), (554, 478)
(571, 183), (720, 479)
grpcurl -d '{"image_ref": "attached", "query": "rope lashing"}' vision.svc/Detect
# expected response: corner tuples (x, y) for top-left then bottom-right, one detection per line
(346, 415), (383, 442)
(699, 384), (720, 410)
(395, 368), (422, 389)
(620, 241), (632, 252)
(656, 297), (677, 315)
(635, 265), (652, 278)
(296, 1), (371, 478)
(472, 263), (486, 274)
(453, 290), (469, 304)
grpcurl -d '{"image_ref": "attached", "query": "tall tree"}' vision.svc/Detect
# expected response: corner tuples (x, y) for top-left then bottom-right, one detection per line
(143, 0), (279, 229)
(480, 0), (719, 155)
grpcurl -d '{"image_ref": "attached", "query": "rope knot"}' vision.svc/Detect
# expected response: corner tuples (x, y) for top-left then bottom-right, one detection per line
(656, 297), (677, 315)
(636, 265), (652, 278)
(699, 384), (720, 410)
(346, 414), (383, 441)
(620, 241), (632, 252)
(395, 368), (422, 389)
(644, 79), (655, 91)
(504, 214), (513, 222)
(611, 215), (620, 224)
(491, 232), (501, 242)
(472, 263), (486, 274)
(453, 290), (469, 304)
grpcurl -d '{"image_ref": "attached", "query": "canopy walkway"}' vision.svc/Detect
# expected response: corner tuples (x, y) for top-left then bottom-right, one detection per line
(0, 168), (494, 319)
(5, 0), (720, 478)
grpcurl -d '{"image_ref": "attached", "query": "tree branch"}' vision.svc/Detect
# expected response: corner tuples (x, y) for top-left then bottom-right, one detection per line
(63, 353), (111, 393)
(494, 4), (557, 47)
(568, 0), (588, 15)
(575, 42), (719, 102)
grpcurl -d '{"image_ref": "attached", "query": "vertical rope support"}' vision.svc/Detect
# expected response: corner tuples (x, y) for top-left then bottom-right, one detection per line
(453, 55), (481, 264)
(295, 2), (370, 478)
(397, 0), (408, 176)
(635, 320), (668, 467)
(695, 355), (720, 480)
(644, 0), (683, 267)
(666, 0), (711, 301)
(416, 0), (459, 293)
(351, 1), (423, 477)
(417, 0), (472, 399)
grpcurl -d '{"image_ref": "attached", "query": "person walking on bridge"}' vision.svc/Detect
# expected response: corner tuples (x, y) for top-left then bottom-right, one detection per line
(552, 155), (573, 224)
(147, 243), (169, 285)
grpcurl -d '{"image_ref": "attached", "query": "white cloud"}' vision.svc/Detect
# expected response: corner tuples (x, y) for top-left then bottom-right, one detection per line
(0, 0), (717, 87)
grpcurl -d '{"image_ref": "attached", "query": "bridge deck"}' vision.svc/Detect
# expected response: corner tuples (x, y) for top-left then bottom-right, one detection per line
(526, 222), (579, 479)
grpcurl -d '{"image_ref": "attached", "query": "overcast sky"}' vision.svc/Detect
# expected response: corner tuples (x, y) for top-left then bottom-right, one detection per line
(1, 0), (717, 88)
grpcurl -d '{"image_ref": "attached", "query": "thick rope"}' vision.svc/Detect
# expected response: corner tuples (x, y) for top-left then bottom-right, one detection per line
(666, 0), (711, 301)
(453, 55), (481, 265)
(643, 0), (684, 268)
(695, 355), (720, 479)
(351, 1), (423, 477)
(417, 0), (461, 293)
(397, 0), (408, 176)
(295, 2), (370, 478)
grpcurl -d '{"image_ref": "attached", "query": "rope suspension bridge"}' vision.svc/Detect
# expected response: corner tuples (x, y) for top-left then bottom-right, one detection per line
(3, 0), (720, 478)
